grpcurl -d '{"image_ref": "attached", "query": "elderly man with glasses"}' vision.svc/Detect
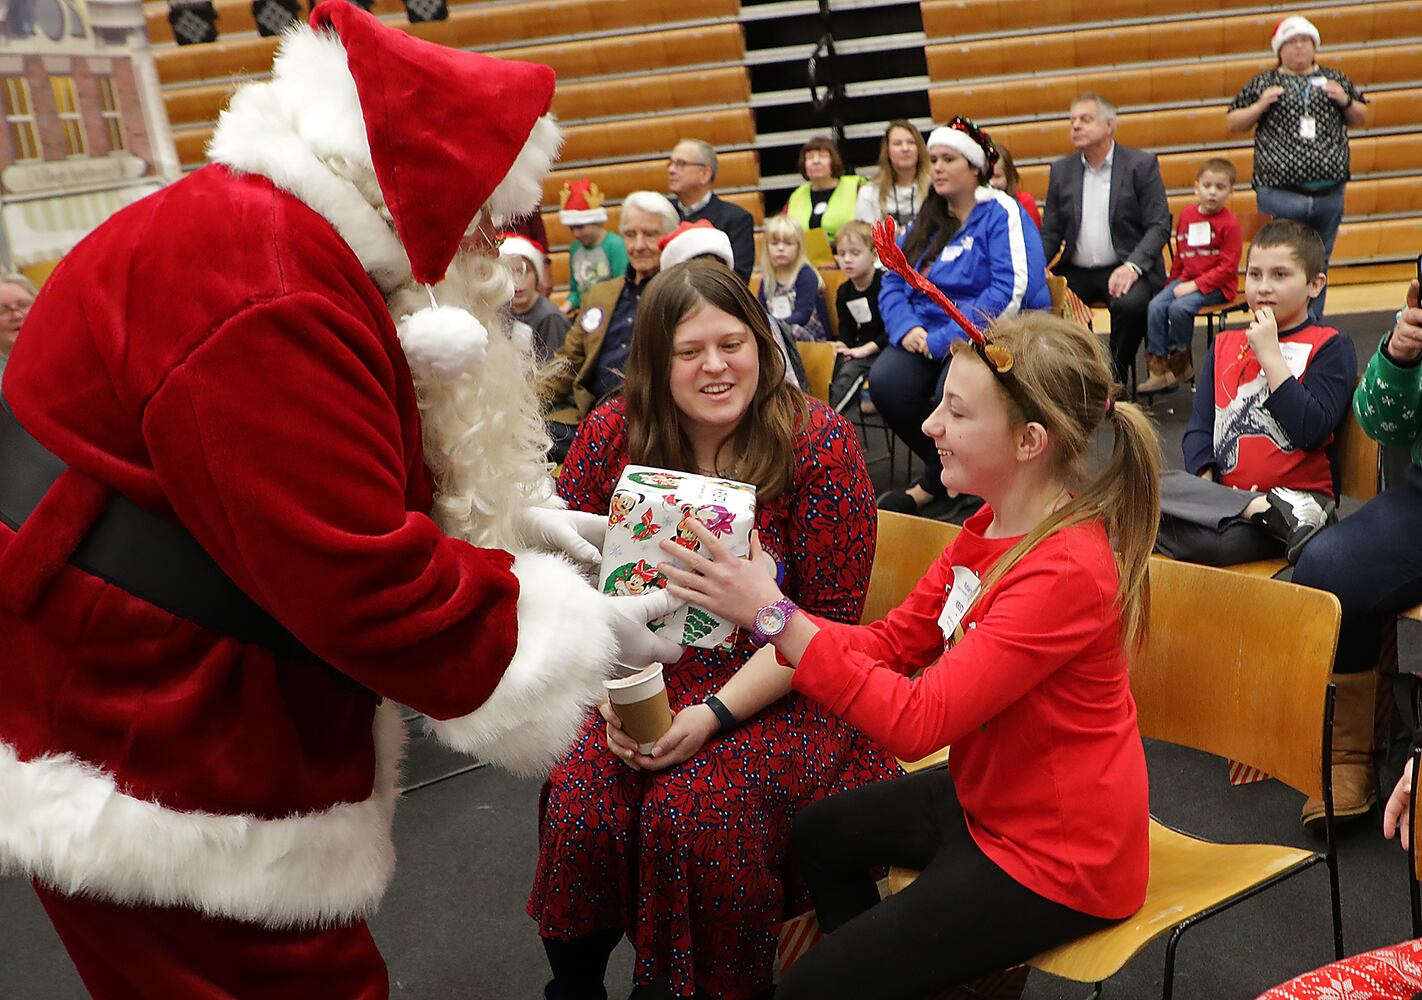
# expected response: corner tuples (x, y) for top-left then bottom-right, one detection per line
(0, 273), (37, 380)
(666, 138), (755, 282)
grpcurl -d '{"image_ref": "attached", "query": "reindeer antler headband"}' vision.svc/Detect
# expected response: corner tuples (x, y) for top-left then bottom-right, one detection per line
(872, 217), (1042, 420)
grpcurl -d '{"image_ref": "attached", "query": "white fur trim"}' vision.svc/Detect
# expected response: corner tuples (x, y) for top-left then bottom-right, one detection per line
(484, 116), (563, 228)
(559, 206), (608, 226)
(397, 305), (490, 380)
(661, 227), (734, 271)
(0, 701), (405, 929)
(926, 126), (987, 172)
(207, 26), (412, 294)
(498, 235), (546, 283)
(423, 551), (617, 775)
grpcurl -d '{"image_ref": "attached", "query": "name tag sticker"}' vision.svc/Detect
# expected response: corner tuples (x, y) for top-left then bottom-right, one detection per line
(769, 295), (793, 320)
(1299, 115), (1317, 141)
(846, 297), (873, 324)
(1187, 221), (1212, 247)
(1278, 340), (1314, 379)
(937, 565), (981, 645)
(580, 307), (604, 332)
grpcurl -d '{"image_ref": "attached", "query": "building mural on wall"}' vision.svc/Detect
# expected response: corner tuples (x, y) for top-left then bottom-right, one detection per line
(0, 0), (177, 275)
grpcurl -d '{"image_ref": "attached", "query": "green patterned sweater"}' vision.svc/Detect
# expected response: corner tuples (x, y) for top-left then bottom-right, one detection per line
(1354, 340), (1422, 467)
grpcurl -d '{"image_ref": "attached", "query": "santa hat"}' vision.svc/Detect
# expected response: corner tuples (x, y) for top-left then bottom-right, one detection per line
(498, 233), (547, 283)
(926, 116), (997, 174)
(308, 0), (557, 286)
(1271, 15), (1320, 54)
(291, 1), (561, 382)
(659, 220), (734, 271)
(559, 179), (608, 226)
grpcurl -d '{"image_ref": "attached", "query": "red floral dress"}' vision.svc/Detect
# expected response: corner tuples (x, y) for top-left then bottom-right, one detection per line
(527, 396), (900, 999)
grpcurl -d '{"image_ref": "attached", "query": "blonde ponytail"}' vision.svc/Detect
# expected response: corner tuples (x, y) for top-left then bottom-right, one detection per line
(952, 313), (1163, 650)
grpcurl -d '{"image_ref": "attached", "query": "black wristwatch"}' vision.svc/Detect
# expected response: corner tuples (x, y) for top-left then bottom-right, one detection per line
(702, 694), (739, 736)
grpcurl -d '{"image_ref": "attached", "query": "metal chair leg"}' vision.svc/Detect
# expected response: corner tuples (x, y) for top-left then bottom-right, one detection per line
(1162, 924), (1185, 1000)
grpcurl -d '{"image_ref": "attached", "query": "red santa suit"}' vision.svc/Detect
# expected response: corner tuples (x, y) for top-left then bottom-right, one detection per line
(0, 5), (678, 995)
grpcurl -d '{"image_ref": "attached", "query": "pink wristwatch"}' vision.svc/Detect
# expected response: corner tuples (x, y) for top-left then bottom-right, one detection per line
(749, 597), (800, 647)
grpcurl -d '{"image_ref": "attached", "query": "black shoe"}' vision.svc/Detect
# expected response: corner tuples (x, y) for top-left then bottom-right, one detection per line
(1253, 488), (1335, 564)
(939, 492), (986, 525)
(877, 489), (922, 515)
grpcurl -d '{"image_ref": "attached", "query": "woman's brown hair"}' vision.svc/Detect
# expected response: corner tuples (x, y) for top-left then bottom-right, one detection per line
(623, 259), (808, 500)
(991, 140), (1021, 197)
(951, 311), (1162, 649)
(798, 135), (845, 180)
(873, 120), (931, 213)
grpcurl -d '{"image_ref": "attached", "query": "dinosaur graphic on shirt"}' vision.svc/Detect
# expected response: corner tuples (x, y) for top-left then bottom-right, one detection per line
(1213, 371), (1297, 475)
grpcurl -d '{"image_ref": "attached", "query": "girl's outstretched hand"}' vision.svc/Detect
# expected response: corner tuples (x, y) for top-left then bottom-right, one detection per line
(658, 521), (782, 630)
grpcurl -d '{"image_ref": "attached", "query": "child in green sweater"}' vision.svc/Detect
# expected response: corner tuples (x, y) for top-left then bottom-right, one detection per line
(560, 178), (629, 313)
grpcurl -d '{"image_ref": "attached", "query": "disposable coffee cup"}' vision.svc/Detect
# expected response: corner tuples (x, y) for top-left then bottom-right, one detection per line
(604, 663), (672, 754)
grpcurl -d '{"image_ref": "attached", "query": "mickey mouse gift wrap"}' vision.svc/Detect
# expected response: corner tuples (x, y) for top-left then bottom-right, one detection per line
(598, 466), (757, 649)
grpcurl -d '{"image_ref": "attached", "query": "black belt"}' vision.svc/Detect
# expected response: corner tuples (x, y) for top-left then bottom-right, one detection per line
(0, 399), (324, 664)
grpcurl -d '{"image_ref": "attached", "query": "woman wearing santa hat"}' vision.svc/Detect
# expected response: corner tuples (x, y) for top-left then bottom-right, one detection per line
(1227, 14), (1367, 319)
(871, 116), (1051, 520)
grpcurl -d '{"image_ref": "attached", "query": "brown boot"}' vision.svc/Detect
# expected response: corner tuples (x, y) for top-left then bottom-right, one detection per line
(1166, 348), (1195, 384)
(1301, 670), (1381, 830)
(1137, 354), (1177, 393)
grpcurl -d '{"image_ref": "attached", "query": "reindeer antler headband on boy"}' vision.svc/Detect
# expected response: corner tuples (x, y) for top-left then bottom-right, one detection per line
(871, 216), (1042, 420)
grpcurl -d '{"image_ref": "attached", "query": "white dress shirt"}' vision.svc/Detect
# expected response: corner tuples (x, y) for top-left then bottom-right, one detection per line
(1071, 142), (1117, 269)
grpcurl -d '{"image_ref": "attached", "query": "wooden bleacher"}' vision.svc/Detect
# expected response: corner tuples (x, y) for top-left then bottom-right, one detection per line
(149, 0), (760, 293)
(920, 0), (1422, 282)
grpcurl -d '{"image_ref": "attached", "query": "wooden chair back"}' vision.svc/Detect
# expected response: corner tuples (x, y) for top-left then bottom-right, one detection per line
(1133, 557), (1340, 799)
(1047, 274), (1069, 318)
(795, 341), (837, 404)
(1335, 403), (1380, 502)
(860, 510), (961, 625)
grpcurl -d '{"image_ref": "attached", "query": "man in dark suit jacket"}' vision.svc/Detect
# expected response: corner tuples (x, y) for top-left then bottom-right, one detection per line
(667, 138), (756, 282)
(1040, 93), (1172, 390)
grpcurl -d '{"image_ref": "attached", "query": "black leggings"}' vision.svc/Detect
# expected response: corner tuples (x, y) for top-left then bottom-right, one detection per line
(779, 769), (1113, 999)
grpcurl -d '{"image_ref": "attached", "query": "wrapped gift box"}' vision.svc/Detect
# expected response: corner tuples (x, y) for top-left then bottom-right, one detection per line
(599, 466), (757, 649)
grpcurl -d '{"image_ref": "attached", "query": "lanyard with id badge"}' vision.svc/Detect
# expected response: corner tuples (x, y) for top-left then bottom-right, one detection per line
(937, 565), (981, 649)
(1288, 73), (1323, 141)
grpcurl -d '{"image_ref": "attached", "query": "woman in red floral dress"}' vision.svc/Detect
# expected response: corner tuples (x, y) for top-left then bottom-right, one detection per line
(528, 259), (899, 1000)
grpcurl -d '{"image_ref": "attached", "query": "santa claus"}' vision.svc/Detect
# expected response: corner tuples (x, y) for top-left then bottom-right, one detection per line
(0, 3), (683, 995)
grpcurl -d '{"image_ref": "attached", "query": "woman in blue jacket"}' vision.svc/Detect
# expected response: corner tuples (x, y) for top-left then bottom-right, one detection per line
(871, 116), (1051, 517)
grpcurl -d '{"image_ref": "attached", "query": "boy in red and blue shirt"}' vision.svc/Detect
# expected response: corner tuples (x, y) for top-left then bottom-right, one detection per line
(1160, 219), (1356, 565)
(1140, 158), (1243, 392)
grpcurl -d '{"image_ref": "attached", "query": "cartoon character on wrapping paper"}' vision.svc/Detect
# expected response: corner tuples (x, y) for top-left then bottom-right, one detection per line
(602, 559), (665, 597)
(609, 489), (643, 529)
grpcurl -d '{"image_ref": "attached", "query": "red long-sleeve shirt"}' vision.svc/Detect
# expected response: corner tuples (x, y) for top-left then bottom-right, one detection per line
(792, 507), (1149, 919)
(1168, 204), (1241, 298)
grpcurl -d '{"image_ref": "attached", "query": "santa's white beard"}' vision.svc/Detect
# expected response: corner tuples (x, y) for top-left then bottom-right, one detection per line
(387, 251), (554, 550)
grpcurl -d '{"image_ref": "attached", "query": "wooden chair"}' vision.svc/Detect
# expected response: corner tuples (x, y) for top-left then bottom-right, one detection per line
(860, 509), (960, 627)
(861, 510), (961, 771)
(795, 341), (837, 404)
(886, 558), (1346, 998)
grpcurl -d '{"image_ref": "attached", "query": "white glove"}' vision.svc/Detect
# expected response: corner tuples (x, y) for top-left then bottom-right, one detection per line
(519, 506), (607, 564)
(609, 588), (686, 668)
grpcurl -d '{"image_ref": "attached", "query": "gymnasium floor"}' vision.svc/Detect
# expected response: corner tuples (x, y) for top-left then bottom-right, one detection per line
(3, 286), (1418, 999)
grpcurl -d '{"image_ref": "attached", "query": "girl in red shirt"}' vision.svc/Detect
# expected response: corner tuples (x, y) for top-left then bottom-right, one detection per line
(654, 309), (1161, 996)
